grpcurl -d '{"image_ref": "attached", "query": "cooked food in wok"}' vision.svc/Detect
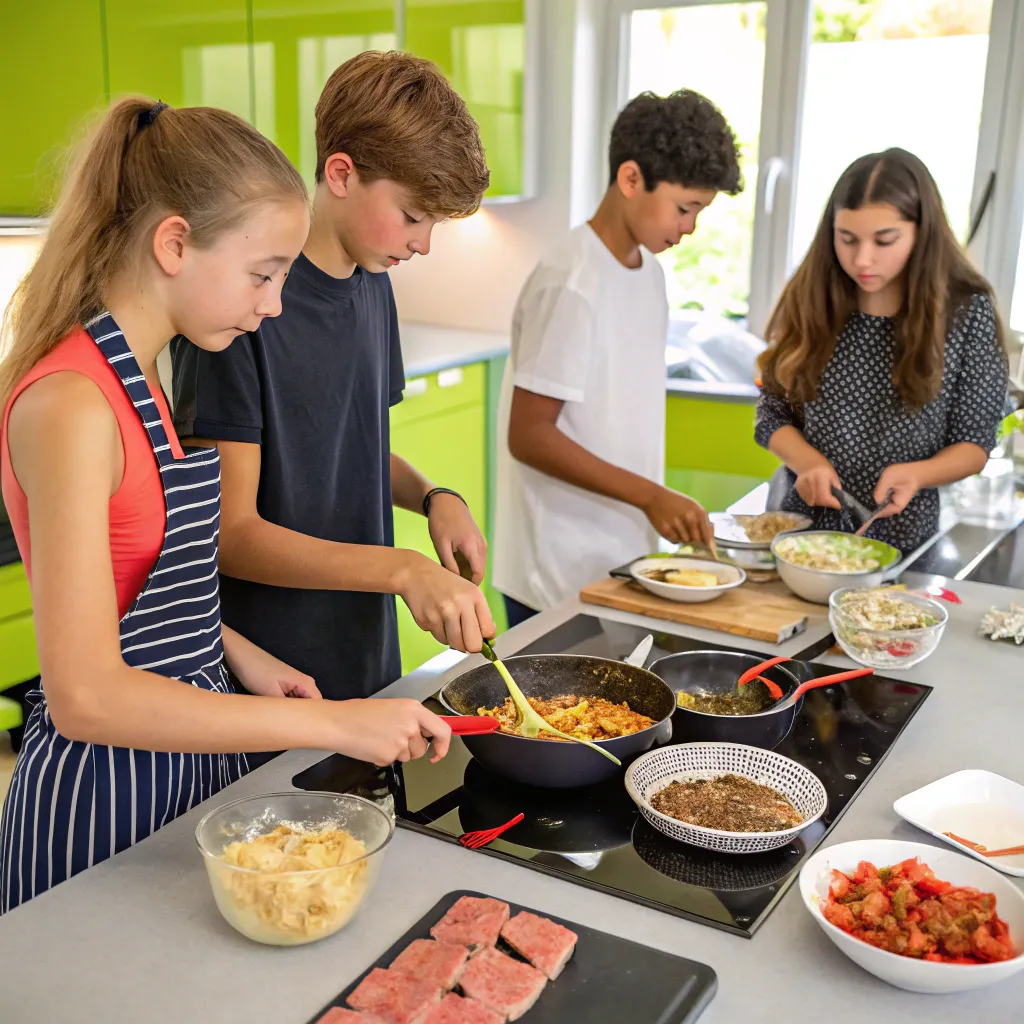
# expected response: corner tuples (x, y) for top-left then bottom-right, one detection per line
(478, 694), (654, 741)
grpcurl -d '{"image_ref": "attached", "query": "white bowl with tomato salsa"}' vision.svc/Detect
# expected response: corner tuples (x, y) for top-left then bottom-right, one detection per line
(799, 839), (1024, 993)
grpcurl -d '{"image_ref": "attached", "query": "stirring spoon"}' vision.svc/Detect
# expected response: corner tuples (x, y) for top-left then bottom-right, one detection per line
(479, 639), (621, 766)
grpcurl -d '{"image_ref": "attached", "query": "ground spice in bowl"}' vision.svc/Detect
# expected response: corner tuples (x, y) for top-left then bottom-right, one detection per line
(650, 774), (804, 833)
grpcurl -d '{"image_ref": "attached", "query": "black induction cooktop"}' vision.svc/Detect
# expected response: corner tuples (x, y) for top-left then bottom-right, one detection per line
(293, 614), (931, 938)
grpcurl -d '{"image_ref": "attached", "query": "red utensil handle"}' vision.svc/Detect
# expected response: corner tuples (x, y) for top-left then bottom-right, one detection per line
(440, 715), (501, 735)
(738, 656), (791, 687)
(792, 667), (873, 699)
(488, 812), (525, 838)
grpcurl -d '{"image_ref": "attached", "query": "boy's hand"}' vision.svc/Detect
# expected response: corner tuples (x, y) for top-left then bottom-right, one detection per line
(640, 486), (713, 546)
(396, 552), (496, 652)
(227, 639), (321, 700)
(427, 493), (488, 584)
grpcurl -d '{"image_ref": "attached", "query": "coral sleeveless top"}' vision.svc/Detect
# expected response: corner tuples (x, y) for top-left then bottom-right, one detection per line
(1, 327), (185, 618)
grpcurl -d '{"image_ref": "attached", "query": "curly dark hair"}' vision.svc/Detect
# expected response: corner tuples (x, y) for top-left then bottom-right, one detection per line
(609, 90), (742, 194)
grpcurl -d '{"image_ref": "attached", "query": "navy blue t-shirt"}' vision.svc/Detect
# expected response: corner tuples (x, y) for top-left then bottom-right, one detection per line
(171, 254), (405, 699)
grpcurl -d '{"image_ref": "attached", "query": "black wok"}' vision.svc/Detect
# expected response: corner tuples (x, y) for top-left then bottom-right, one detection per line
(650, 650), (805, 749)
(439, 654), (676, 789)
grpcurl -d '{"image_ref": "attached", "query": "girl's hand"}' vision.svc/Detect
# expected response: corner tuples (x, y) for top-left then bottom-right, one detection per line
(794, 458), (843, 508)
(331, 698), (452, 765)
(428, 493), (488, 585)
(874, 464), (922, 517)
(223, 628), (321, 699)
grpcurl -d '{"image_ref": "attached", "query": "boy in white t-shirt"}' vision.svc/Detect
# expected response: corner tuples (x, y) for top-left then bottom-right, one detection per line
(493, 90), (743, 622)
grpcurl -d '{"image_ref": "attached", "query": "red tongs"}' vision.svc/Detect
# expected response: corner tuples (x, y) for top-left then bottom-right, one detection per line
(737, 656), (873, 708)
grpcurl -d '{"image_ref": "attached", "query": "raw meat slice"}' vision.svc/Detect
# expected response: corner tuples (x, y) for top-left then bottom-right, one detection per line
(500, 911), (578, 980)
(390, 939), (469, 991)
(420, 992), (505, 1024)
(316, 1009), (388, 1024)
(457, 948), (546, 1021)
(347, 968), (441, 1024)
(430, 896), (510, 953)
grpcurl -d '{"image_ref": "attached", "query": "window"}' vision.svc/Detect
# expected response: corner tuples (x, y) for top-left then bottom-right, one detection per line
(612, 0), (1023, 339)
(627, 5), (765, 321)
(792, 1), (994, 264)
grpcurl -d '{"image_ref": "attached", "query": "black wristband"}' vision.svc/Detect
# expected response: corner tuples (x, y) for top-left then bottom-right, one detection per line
(422, 487), (466, 517)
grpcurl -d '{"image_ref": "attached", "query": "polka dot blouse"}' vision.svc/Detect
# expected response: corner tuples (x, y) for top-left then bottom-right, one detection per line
(755, 293), (1008, 555)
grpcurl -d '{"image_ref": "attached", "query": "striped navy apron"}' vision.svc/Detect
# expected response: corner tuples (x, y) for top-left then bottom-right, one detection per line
(0, 313), (248, 913)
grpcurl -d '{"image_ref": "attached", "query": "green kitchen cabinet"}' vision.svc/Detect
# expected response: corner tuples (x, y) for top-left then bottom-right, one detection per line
(665, 395), (779, 511)
(105, 1), (254, 121)
(0, 4), (106, 216)
(405, 1), (526, 198)
(390, 363), (489, 673)
(251, 0), (396, 186)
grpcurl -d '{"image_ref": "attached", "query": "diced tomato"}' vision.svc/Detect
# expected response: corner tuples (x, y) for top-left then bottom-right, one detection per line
(973, 924), (1015, 963)
(821, 857), (1019, 966)
(860, 890), (891, 924)
(906, 926), (928, 956)
(916, 876), (952, 896)
(823, 901), (856, 933)
(854, 860), (879, 884)
(829, 869), (852, 900)
(886, 641), (916, 657)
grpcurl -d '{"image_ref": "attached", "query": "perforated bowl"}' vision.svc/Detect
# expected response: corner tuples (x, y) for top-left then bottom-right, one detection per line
(624, 742), (828, 854)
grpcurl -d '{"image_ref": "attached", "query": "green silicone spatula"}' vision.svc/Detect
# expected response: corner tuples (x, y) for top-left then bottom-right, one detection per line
(479, 638), (621, 766)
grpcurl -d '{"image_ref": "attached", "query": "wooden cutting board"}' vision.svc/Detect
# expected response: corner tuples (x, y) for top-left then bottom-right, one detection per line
(578, 576), (827, 644)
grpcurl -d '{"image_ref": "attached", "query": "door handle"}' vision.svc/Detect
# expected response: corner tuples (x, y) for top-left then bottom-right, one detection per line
(762, 157), (786, 216)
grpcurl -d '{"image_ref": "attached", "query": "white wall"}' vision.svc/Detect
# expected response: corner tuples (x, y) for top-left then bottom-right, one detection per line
(390, 0), (600, 334)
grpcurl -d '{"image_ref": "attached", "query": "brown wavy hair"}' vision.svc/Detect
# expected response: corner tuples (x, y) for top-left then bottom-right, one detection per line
(315, 50), (490, 218)
(0, 96), (307, 410)
(759, 148), (1005, 411)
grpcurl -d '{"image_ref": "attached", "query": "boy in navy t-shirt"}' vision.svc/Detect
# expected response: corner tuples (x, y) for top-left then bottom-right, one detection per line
(172, 52), (494, 701)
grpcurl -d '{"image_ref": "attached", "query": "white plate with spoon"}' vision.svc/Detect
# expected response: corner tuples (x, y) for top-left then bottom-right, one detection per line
(893, 770), (1024, 877)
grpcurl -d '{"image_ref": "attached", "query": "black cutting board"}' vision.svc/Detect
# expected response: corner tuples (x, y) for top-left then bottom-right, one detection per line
(306, 890), (717, 1024)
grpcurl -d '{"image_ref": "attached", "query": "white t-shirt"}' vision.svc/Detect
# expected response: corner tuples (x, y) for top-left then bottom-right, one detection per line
(493, 224), (668, 610)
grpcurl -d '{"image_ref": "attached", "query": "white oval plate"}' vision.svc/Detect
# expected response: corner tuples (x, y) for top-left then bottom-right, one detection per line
(893, 770), (1024, 877)
(630, 557), (745, 604)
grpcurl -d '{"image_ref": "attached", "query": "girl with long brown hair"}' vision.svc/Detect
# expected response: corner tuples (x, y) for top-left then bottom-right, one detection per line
(756, 148), (1008, 553)
(0, 98), (451, 911)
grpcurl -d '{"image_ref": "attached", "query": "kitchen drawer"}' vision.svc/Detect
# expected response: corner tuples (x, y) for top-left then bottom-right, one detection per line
(391, 362), (486, 428)
(666, 395), (779, 479)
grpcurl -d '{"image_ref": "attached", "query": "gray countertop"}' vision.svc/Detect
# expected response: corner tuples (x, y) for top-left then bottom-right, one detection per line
(399, 322), (510, 379)
(2, 579), (1023, 1022)
(665, 378), (761, 403)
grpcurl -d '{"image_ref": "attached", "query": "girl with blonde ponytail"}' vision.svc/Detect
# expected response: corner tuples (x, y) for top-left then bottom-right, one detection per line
(0, 98), (452, 912)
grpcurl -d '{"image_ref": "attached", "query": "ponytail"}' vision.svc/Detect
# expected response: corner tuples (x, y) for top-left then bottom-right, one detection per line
(0, 97), (307, 408)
